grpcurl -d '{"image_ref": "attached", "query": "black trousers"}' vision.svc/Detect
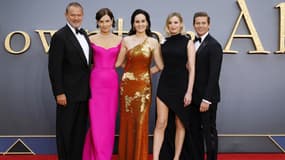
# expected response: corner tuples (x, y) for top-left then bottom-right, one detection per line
(189, 103), (218, 160)
(56, 101), (88, 160)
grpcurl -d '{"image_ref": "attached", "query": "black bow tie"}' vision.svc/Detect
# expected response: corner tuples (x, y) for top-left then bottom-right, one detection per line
(194, 36), (202, 43)
(75, 28), (85, 35)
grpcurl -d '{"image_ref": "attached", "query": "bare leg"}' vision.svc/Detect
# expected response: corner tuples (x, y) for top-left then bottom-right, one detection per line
(173, 116), (185, 160)
(153, 97), (169, 160)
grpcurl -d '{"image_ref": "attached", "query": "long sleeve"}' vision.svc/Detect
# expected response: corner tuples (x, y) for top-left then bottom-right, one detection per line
(48, 32), (65, 96)
(204, 41), (223, 102)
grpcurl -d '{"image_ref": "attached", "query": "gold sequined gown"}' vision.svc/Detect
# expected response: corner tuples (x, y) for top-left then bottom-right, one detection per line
(118, 39), (152, 160)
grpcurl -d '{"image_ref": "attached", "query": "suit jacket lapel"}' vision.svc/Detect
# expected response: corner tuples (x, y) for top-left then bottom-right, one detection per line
(196, 34), (210, 55)
(83, 32), (93, 66)
(65, 25), (89, 67)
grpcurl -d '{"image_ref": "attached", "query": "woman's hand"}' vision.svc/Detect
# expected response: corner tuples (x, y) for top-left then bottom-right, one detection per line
(184, 92), (192, 107)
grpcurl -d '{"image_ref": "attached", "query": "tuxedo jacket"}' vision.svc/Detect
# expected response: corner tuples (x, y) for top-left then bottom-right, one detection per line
(48, 25), (93, 103)
(192, 34), (223, 105)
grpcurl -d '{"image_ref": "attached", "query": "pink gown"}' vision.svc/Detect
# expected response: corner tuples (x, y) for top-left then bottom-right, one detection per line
(83, 42), (121, 160)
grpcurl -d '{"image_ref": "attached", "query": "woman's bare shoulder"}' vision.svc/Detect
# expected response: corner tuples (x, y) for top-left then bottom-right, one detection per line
(89, 34), (100, 43)
(112, 34), (123, 44)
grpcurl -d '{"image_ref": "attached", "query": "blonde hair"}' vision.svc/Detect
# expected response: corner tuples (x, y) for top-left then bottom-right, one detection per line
(164, 12), (185, 36)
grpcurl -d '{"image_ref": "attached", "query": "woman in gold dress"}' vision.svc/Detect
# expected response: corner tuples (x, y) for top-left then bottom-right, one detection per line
(115, 9), (164, 160)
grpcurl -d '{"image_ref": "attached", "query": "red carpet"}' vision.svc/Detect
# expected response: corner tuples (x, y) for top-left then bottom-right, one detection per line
(0, 154), (285, 160)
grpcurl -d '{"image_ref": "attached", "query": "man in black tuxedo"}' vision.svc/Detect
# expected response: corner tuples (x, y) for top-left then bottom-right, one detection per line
(189, 12), (223, 160)
(48, 2), (92, 160)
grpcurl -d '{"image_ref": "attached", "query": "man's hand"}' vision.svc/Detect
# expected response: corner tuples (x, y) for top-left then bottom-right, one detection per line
(200, 101), (210, 112)
(56, 94), (67, 106)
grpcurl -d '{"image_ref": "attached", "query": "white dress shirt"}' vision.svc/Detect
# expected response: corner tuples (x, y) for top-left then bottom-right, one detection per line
(194, 32), (209, 50)
(67, 23), (89, 64)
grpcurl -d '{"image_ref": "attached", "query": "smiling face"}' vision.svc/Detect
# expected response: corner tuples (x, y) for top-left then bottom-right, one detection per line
(194, 16), (210, 37)
(167, 16), (183, 35)
(98, 14), (113, 33)
(65, 5), (83, 29)
(133, 13), (148, 34)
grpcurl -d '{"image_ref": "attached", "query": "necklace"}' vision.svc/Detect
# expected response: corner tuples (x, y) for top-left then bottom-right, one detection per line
(98, 32), (112, 38)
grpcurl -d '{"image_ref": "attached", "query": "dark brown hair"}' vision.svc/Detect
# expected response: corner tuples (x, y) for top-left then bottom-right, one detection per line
(96, 8), (115, 28)
(193, 11), (210, 24)
(128, 9), (152, 36)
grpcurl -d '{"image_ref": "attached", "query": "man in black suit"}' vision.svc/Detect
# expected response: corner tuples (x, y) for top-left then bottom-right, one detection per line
(189, 12), (223, 160)
(48, 2), (92, 160)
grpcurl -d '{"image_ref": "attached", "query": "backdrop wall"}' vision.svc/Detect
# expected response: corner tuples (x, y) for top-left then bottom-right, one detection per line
(0, 0), (284, 154)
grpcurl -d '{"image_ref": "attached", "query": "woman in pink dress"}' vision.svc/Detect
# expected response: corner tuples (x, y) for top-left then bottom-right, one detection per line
(83, 8), (121, 160)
